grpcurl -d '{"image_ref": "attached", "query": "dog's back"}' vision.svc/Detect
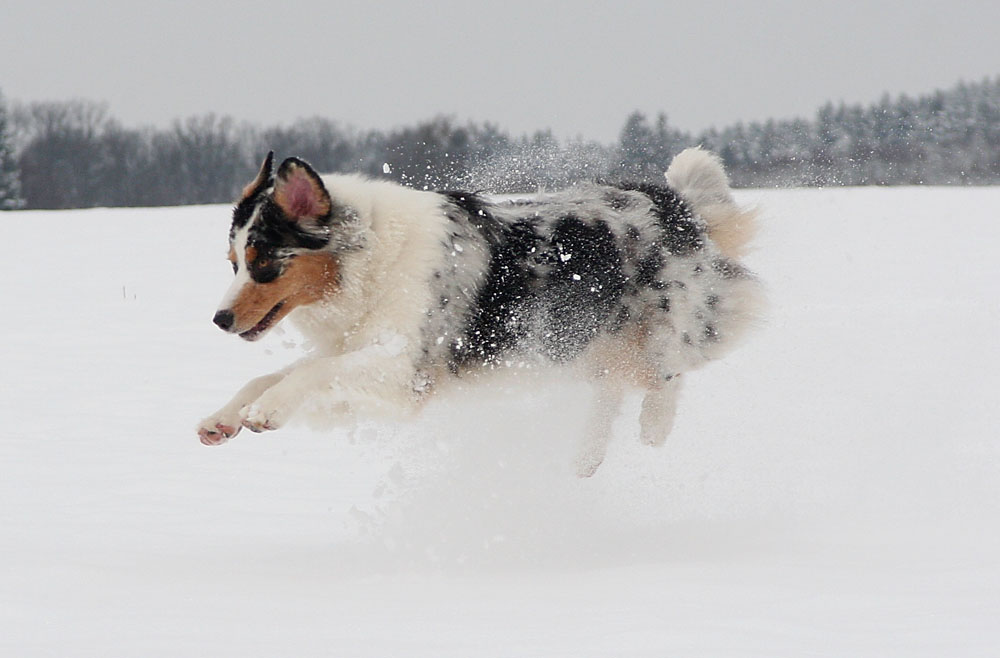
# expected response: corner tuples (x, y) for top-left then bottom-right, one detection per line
(426, 149), (761, 377)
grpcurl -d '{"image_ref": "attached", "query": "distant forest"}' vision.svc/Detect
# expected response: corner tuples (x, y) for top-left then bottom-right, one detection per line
(1, 76), (999, 210)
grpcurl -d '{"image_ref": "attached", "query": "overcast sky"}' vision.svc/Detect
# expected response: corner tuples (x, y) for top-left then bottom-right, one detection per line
(4, 0), (1000, 142)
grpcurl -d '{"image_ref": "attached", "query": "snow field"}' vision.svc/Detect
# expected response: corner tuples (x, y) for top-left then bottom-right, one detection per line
(1, 187), (999, 656)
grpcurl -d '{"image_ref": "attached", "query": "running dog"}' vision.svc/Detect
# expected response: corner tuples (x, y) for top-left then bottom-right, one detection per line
(197, 148), (763, 476)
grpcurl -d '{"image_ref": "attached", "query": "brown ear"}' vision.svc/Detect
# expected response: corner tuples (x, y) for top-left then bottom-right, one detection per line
(273, 157), (332, 220)
(241, 151), (274, 201)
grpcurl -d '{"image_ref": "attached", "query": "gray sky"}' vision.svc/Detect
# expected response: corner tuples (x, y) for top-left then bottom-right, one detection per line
(4, 0), (1000, 142)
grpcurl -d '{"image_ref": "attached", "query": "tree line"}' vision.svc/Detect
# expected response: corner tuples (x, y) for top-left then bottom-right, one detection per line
(1, 76), (999, 210)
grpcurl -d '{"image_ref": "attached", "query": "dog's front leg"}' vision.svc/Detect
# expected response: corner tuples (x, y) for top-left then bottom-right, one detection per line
(197, 371), (287, 445)
(239, 348), (414, 434)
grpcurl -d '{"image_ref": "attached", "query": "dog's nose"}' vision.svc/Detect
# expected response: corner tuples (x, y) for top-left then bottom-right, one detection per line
(213, 309), (235, 332)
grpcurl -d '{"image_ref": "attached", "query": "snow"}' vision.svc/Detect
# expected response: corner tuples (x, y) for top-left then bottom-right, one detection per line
(2, 187), (999, 656)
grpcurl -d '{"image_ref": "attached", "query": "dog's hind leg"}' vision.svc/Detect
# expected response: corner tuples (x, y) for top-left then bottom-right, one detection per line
(639, 375), (683, 447)
(575, 378), (625, 478)
(197, 371), (286, 445)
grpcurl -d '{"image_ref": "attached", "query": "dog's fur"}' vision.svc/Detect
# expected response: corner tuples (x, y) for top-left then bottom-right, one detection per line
(197, 148), (763, 476)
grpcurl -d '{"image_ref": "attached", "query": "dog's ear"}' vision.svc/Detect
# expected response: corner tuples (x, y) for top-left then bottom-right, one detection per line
(241, 151), (274, 201)
(273, 157), (333, 221)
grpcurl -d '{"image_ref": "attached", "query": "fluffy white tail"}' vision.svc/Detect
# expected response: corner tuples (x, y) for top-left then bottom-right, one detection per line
(666, 147), (757, 260)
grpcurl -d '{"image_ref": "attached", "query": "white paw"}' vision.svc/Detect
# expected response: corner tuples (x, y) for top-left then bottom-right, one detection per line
(239, 404), (277, 433)
(639, 415), (676, 447)
(197, 413), (242, 446)
(239, 388), (298, 433)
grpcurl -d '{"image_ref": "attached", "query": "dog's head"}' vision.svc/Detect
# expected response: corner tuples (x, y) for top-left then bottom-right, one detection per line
(212, 153), (357, 341)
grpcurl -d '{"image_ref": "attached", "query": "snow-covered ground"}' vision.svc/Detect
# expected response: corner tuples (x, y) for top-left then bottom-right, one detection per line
(2, 187), (999, 657)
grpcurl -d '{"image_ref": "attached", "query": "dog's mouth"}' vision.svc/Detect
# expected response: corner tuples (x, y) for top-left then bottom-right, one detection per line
(239, 301), (286, 341)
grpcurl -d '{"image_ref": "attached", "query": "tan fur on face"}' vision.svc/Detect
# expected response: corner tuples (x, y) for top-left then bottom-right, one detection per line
(228, 252), (340, 335)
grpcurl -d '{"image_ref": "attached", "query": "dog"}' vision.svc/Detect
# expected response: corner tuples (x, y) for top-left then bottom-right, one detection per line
(196, 148), (763, 476)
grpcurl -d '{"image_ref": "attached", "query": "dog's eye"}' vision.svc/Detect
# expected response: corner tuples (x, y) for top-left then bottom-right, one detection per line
(257, 259), (270, 269)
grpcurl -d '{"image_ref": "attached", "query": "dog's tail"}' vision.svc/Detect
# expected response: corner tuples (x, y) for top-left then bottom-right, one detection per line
(666, 147), (757, 260)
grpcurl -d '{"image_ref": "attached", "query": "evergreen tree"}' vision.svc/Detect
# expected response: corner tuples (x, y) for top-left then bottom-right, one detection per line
(617, 111), (658, 181)
(0, 90), (23, 210)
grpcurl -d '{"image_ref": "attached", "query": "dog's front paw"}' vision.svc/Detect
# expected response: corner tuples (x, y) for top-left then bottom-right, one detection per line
(240, 404), (279, 433)
(239, 393), (294, 434)
(197, 416), (242, 446)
